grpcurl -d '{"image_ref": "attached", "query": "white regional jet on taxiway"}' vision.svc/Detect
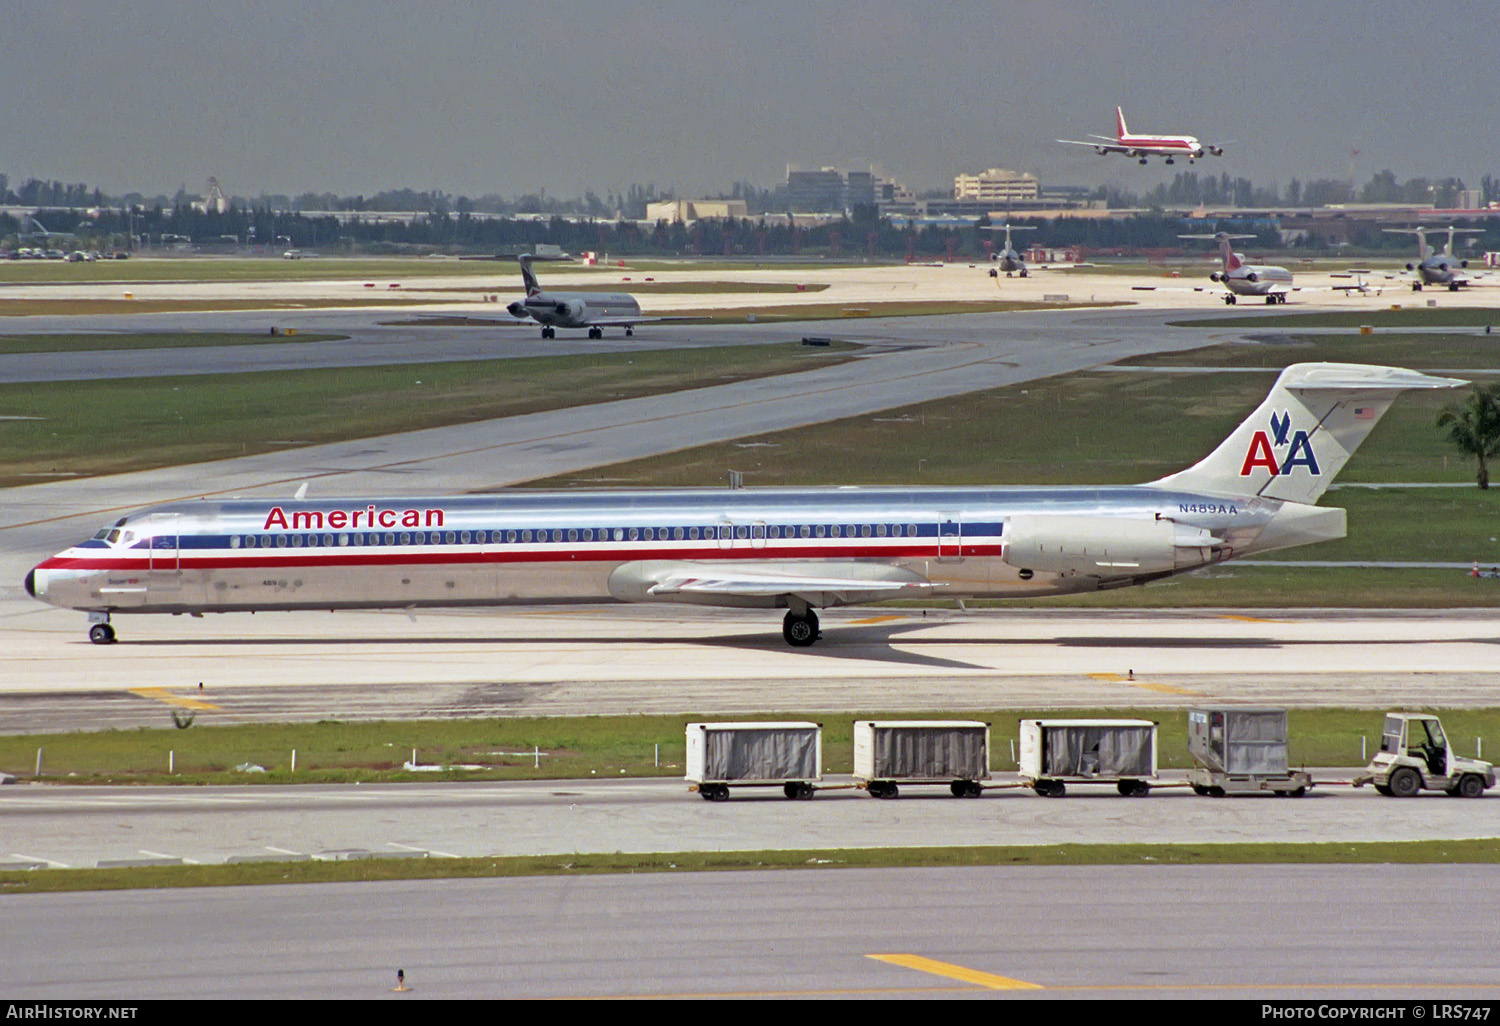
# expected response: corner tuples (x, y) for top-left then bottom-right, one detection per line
(1059, 106), (1227, 165)
(1383, 226), (1489, 292)
(27, 364), (1460, 647)
(507, 254), (652, 339)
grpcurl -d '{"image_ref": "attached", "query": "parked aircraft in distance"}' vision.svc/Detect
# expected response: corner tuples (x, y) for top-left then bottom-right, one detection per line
(507, 254), (649, 339)
(26, 363), (1460, 648)
(1329, 269), (1384, 296)
(1383, 226), (1487, 291)
(1180, 232), (1294, 304)
(1059, 107), (1226, 165)
(982, 223), (1037, 277)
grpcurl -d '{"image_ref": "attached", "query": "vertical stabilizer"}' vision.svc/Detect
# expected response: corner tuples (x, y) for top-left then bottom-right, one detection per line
(1217, 233), (1242, 271)
(1149, 363), (1465, 504)
(519, 254), (541, 296)
(1116, 106), (1128, 140)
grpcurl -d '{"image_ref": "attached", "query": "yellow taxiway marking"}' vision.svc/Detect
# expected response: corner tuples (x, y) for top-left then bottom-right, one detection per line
(847, 615), (907, 625)
(866, 953), (1042, 991)
(1218, 613), (1290, 624)
(1086, 672), (1201, 696)
(128, 688), (221, 711)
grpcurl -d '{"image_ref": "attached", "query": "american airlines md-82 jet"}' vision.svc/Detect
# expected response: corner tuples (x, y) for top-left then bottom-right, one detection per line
(26, 364), (1458, 647)
(1059, 106), (1227, 165)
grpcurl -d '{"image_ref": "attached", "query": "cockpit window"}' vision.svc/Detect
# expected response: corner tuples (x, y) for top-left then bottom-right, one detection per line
(106, 529), (122, 545)
(92, 528), (110, 540)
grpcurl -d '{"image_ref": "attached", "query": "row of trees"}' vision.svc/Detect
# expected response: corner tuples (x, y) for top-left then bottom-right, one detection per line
(1100, 171), (1491, 210)
(5, 168), (1497, 221)
(8, 203), (1499, 260)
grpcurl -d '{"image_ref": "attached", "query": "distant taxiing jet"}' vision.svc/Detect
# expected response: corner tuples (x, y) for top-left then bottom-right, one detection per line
(1059, 106), (1227, 165)
(27, 364), (1459, 647)
(1179, 232), (1294, 304)
(982, 223), (1037, 277)
(1383, 226), (1488, 292)
(507, 254), (651, 339)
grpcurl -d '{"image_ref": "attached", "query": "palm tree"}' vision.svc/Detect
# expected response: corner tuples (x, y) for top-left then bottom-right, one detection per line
(1436, 384), (1500, 489)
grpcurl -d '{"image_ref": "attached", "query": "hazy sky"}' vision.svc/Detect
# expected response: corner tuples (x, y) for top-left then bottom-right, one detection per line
(4, 1), (1496, 200)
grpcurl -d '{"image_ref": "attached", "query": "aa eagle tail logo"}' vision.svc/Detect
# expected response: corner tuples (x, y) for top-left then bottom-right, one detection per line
(1240, 410), (1320, 477)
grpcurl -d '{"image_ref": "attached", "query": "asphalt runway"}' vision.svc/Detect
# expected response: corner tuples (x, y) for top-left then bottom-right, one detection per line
(4, 773), (1497, 870)
(3, 865), (1498, 998)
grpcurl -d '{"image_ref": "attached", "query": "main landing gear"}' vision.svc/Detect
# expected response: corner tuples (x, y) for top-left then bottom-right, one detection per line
(1224, 293), (1237, 305)
(540, 326), (556, 339)
(782, 609), (820, 647)
(1265, 293), (1287, 305)
(587, 327), (603, 339)
(88, 615), (116, 645)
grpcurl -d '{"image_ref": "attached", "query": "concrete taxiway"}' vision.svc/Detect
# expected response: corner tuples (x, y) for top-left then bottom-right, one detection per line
(3, 607), (1500, 732)
(4, 865), (1498, 998)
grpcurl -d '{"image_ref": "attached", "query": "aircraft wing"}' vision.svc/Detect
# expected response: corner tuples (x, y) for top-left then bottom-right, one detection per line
(580, 315), (702, 327)
(1057, 138), (1130, 154)
(638, 561), (936, 606)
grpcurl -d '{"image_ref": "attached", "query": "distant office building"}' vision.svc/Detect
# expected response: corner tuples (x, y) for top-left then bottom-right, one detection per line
(783, 166), (889, 213)
(785, 168), (847, 212)
(843, 171), (876, 209)
(953, 167), (1040, 204)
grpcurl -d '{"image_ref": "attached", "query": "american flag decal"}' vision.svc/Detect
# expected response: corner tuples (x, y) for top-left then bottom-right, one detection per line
(1354, 407), (1375, 420)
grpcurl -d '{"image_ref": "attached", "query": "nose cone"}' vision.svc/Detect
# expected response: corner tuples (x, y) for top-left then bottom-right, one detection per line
(24, 568), (36, 597)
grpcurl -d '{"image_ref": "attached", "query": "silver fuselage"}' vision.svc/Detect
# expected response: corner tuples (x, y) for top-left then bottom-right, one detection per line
(28, 484), (1332, 617)
(518, 289), (642, 328)
(1417, 258), (1464, 286)
(1224, 264), (1294, 296)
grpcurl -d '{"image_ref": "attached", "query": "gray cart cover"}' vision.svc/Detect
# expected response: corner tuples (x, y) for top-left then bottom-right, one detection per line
(873, 725), (987, 778)
(705, 727), (819, 781)
(1043, 724), (1153, 777)
(1223, 710), (1290, 774)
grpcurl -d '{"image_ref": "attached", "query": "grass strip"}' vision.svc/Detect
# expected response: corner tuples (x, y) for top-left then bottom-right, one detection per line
(0, 298), (456, 316)
(650, 300), (1122, 322)
(0, 341), (857, 486)
(4, 839), (1498, 894)
(5, 708), (1495, 784)
(1171, 308), (1500, 329)
(0, 332), (345, 355)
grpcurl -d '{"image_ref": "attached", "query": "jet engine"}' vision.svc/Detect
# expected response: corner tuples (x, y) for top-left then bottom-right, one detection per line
(1461, 259), (1469, 268)
(1208, 271), (1222, 283)
(1003, 514), (1220, 577)
(1405, 262), (1416, 271)
(1208, 145), (1224, 157)
(506, 301), (529, 319)
(1244, 272), (1258, 283)
(555, 300), (585, 321)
